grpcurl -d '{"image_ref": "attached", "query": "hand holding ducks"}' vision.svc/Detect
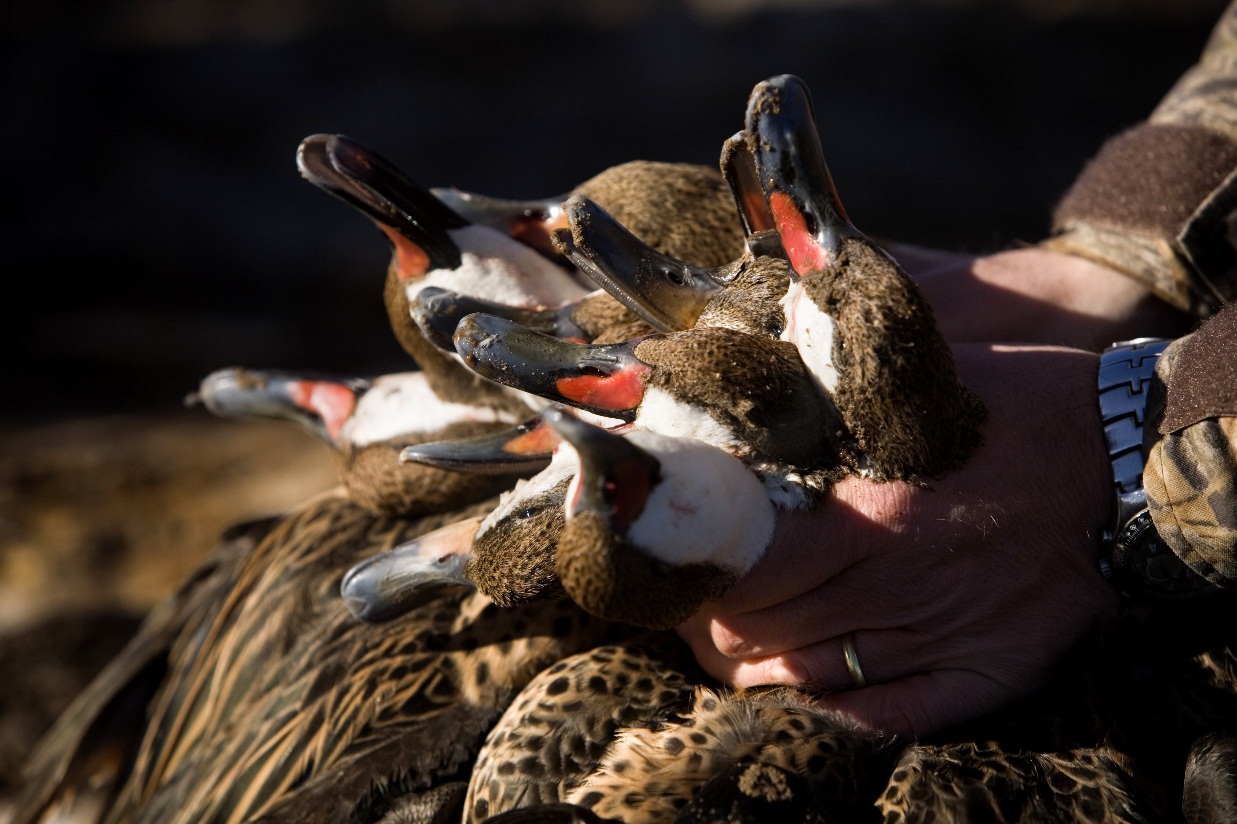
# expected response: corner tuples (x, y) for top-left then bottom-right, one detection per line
(678, 343), (1120, 738)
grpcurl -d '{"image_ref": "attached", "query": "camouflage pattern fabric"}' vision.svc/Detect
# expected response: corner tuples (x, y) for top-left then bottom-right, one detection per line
(1042, 0), (1237, 317)
(1145, 318), (1237, 588)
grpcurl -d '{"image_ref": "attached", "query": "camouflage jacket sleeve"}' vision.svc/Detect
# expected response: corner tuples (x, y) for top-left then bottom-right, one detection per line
(1143, 303), (1237, 587)
(1041, 0), (1237, 317)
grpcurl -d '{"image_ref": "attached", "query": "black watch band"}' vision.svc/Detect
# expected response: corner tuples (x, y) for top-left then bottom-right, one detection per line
(1097, 338), (1216, 600)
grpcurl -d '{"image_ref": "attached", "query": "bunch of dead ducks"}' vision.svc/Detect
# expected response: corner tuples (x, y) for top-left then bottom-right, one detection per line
(12, 74), (1237, 824)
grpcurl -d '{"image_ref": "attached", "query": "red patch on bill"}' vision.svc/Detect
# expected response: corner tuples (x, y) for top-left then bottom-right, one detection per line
(503, 422), (562, 455)
(556, 365), (649, 412)
(769, 191), (831, 273)
(288, 381), (356, 441)
(379, 225), (431, 279)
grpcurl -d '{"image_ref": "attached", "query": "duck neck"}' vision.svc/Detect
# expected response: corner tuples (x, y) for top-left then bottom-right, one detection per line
(801, 236), (987, 480)
(382, 270), (526, 411)
(556, 511), (738, 630)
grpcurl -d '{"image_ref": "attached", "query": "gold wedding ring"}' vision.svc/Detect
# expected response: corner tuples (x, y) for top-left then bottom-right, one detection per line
(841, 631), (866, 688)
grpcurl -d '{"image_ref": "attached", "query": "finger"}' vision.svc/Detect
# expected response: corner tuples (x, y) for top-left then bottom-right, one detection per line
(684, 627), (919, 694)
(702, 547), (964, 661)
(816, 669), (1015, 739)
(708, 479), (896, 615)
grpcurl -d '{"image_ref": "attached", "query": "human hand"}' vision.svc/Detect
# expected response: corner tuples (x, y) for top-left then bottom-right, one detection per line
(887, 242), (1192, 350)
(675, 343), (1122, 738)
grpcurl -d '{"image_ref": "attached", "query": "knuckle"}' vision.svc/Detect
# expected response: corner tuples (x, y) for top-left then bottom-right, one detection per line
(710, 618), (757, 659)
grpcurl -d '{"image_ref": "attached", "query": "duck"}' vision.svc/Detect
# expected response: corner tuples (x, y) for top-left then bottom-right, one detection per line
(342, 428), (579, 618)
(877, 740), (1149, 823)
(296, 133), (589, 414)
(410, 285), (657, 355)
(187, 366), (533, 518)
(462, 631), (893, 824)
(547, 410), (778, 630)
(548, 193), (790, 339)
(737, 74), (986, 481)
(451, 312), (844, 504)
(10, 488), (629, 824)
(341, 405), (781, 631)
(430, 159), (748, 270)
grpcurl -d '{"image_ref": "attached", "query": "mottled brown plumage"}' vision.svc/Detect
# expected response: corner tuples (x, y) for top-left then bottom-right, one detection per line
(466, 634), (892, 824)
(336, 419), (522, 518)
(878, 742), (1148, 824)
(799, 235), (986, 482)
(633, 326), (845, 470)
(467, 476), (572, 607)
(556, 510), (740, 632)
(11, 492), (627, 824)
(572, 162), (747, 270)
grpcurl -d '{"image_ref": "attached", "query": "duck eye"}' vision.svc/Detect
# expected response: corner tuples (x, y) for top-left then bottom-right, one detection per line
(518, 507), (538, 520)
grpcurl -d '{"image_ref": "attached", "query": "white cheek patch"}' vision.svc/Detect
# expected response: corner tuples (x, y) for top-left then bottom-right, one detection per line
(780, 280), (840, 395)
(405, 225), (589, 307)
(623, 432), (775, 573)
(634, 389), (743, 454)
(339, 372), (520, 446)
(477, 448), (579, 539)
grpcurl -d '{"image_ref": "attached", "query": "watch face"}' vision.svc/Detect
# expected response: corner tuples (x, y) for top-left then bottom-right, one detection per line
(1112, 512), (1215, 600)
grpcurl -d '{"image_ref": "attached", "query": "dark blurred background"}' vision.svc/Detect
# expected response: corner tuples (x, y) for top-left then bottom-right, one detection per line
(2, 0), (1232, 424)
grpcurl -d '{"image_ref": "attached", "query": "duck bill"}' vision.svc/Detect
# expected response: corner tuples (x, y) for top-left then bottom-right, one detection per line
(553, 195), (724, 333)
(410, 286), (588, 352)
(297, 133), (465, 277)
(339, 516), (482, 623)
(453, 313), (650, 421)
(545, 409), (659, 531)
(400, 415), (559, 475)
(430, 187), (568, 260)
(743, 75), (861, 277)
(187, 366), (364, 444)
(720, 131), (777, 238)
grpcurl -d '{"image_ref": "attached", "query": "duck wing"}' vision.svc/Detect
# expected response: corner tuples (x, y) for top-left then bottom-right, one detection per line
(92, 491), (624, 824)
(8, 515), (278, 824)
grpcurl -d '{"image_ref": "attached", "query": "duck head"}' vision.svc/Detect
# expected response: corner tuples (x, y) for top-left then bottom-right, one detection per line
(548, 410), (775, 630)
(342, 416), (586, 621)
(741, 74), (987, 481)
(188, 366), (526, 517)
(452, 312), (843, 470)
(552, 194), (791, 339)
(409, 285), (654, 357)
(296, 133), (587, 408)
(433, 160), (748, 270)
(340, 515), (483, 622)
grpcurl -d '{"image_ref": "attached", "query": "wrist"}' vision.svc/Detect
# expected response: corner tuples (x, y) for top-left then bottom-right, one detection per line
(1096, 338), (1218, 601)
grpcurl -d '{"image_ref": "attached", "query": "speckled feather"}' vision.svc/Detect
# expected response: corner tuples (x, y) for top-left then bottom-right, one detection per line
(572, 162), (746, 269)
(802, 236), (987, 481)
(633, 326), (844, 470)
(12, 492), (628, 824)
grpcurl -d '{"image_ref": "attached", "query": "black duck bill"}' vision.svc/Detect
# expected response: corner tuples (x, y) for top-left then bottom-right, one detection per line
(453, 313), (651, 421)
(744, 74), (863, 277)
(545, 409), (659, 532)
(339, 515), (483, 623)
(411, 286), (589, 353)
(552, 195), (727, 333)
(296, 133), (466, 277)
(400, 414), (560, 475)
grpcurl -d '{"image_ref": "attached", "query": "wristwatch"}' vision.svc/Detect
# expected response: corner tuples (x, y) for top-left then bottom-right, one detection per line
(1096, 338), (1216, 601)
